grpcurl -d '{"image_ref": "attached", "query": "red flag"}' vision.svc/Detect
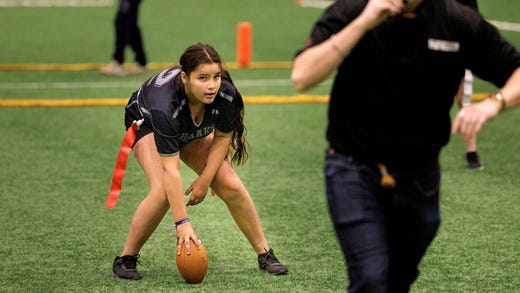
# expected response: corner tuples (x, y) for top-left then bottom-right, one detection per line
(106, 119), (143, 209)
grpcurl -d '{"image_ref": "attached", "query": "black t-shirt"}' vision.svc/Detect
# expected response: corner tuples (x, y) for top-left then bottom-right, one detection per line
(296, 0), (520, 171)
(134, 66), (242, 156)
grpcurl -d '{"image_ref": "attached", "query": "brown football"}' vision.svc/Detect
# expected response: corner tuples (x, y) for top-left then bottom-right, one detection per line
(175, 239), (208, 284)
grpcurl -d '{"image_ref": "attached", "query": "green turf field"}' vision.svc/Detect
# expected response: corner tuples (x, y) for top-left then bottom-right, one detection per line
(1, 0), (519, 292)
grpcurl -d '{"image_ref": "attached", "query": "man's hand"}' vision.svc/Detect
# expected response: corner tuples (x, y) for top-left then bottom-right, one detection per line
(452, 98), (501, 141)
(356, 0), (404, 30)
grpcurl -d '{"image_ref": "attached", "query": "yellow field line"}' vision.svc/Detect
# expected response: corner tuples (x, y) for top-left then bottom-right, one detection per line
(471, 93), (491, 100)
(0, 93), (491, 108)
(245, 95), (329, 104)
(0, 61), (292, 71)
(0, 95), (329, 107)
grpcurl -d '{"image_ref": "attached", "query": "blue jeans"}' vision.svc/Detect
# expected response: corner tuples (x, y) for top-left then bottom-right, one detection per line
(324, 151), (441, 293)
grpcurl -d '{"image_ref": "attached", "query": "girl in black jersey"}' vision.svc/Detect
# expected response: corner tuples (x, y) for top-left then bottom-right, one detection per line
(112, 43), (288, 280)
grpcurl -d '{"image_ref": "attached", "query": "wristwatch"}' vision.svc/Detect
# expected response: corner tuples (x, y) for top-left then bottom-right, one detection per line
(489, 91), (506, 112)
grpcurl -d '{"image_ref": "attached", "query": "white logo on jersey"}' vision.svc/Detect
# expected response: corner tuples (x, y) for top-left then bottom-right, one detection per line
(154, 68), (180, 87)
(427, 38), (460, 52)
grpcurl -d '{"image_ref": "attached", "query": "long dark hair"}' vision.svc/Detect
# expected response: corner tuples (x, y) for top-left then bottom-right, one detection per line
(179, 43), (249, 165)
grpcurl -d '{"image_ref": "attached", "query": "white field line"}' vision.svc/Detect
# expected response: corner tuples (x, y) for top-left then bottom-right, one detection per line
(0, 0), (113, 7)
(0, 81), (141, 90)
(489, 20), (520, 33)
(298, 0), (332, 9)
(0, 79), (331, 90)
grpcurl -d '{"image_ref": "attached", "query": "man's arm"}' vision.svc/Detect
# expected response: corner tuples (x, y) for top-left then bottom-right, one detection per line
(291, 0), (404, 91)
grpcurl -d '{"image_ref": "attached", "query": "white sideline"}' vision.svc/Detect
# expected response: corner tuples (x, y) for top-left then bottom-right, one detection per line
(489, 20), (520, 33)
(0, 0), (113, 7)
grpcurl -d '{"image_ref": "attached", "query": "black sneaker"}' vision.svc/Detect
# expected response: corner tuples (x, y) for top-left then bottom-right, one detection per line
(113, 254), (142, 280)
(258, 248), (288, 275)
(466, 152), (484, 170)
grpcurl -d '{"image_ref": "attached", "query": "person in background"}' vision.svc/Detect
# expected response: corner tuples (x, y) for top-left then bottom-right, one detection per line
(291, 0), (520, 292)
(112, 43), (288, 280)
(456, 0), (483, 170)
(100, 0), (148, 76)
(456, 69), (484, 169)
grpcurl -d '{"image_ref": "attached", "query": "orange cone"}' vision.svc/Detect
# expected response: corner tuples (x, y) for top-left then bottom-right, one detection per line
(237, 22), (252, 68)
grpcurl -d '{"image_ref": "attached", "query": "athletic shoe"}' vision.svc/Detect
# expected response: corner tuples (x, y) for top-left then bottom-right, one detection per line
(128, 63), (148, 75)
(466, 152), (484, 170)
(258, 248), (288, 275)
(100, 60), (127, 76)
(113, 254), (142, 280)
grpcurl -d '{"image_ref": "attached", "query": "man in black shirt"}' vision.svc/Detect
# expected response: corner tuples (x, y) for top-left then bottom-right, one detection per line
(292, 0), (520, 291)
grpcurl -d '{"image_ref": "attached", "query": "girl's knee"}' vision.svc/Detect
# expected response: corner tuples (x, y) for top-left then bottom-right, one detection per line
(217, 185), (243, 200)
(214, 179), (247, 202)
(148, 186), (168, 204)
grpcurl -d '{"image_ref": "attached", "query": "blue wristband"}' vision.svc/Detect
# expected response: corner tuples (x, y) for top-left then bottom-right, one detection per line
(174, 217), (190, 228)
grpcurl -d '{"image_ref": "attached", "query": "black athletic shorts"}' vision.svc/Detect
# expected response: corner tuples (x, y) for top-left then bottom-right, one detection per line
(124, 92), (153, 147)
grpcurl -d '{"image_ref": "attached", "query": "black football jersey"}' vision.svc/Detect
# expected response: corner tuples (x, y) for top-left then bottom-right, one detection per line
(134, 66), (242, 156)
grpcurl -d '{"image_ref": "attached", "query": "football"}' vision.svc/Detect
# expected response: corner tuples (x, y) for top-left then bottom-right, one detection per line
(175, 239), (208, 284)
